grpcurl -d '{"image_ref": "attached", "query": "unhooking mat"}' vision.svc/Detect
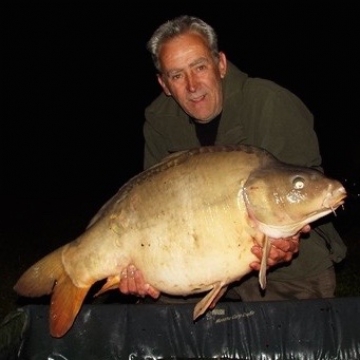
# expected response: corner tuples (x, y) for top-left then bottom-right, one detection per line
(1, 297), (360, 359)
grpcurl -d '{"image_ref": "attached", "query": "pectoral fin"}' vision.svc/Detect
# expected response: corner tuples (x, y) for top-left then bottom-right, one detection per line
(94, 275), (121, 297)
(193, 282), (227, 320)
(258, 236), (271, 290)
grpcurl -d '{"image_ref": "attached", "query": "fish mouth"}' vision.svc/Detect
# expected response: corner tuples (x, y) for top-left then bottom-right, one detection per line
(322, 186), (347, 212)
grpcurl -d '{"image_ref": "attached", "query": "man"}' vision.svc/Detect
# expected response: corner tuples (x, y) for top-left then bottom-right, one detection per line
(119, 15), (346, 304)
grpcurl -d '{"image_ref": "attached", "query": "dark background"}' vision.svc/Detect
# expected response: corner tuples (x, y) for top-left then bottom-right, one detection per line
(1, 1), (360, 323)
(2, 3), (359, 269)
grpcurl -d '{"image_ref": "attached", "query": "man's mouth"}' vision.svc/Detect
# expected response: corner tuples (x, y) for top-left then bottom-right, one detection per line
(189, 94), (206, 102)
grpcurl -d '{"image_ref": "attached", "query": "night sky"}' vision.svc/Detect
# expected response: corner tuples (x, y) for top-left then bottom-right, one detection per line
(3, 3), (359, 238)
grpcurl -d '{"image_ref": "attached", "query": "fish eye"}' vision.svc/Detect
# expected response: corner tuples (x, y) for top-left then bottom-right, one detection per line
(292, 176), (305, 189)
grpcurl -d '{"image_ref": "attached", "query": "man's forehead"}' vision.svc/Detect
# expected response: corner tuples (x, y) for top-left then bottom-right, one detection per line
(159, 34), (212, 73)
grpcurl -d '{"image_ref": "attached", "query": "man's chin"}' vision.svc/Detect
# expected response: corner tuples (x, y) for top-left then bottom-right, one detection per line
(190, 115), (214, 124)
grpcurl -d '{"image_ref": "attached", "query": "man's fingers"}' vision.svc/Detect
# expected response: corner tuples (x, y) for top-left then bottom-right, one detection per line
(146, 285), (161, 299)
(270, 238), (299, 253)
(119, 265), (138, 295)
(301, 224), (311, 233)
(118, 265), (160, 299)
(250, 237), (300, 270)
(249, 261), (262, 271)
(119, 268), (130, 294)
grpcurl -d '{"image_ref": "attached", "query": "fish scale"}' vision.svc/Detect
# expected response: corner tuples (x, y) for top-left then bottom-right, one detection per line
(14, 144), (347, 338)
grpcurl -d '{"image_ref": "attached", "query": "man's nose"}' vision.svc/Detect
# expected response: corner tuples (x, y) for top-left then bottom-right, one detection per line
(185, 73), (198, 92)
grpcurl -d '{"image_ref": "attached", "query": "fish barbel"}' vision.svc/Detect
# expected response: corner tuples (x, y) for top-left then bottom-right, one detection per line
(13, 145), (347, 337)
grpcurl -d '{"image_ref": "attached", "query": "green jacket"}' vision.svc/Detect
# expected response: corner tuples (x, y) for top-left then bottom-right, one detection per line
(143, 61), (346, 281)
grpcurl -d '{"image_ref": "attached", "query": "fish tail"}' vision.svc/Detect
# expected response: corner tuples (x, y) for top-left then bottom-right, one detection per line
(14, 247), (90, 338)
(49, 272), (89, 338)
(14, 247), (65, 297)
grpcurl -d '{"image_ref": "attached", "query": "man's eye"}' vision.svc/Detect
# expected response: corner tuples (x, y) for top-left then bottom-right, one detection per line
(196, 65), (206, 72)
(171, 74), (182, 80)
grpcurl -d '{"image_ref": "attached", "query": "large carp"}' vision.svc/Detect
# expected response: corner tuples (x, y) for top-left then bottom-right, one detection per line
(14, 145), (346, 338)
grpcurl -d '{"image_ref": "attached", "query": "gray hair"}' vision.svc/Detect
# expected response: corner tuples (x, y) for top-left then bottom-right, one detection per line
(147, 15), (220, 72)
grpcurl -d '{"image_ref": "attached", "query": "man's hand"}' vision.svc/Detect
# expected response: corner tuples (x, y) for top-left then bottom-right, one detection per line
(119, 265), (160, 299)
(249, 225), (311, 271)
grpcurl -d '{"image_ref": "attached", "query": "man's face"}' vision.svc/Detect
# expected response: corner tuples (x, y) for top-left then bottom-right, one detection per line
(157, 32), (227, 124)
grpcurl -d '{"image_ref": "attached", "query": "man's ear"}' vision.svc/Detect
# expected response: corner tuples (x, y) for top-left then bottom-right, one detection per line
(157, 74), (171, 96)
(218, 52), (227, 78)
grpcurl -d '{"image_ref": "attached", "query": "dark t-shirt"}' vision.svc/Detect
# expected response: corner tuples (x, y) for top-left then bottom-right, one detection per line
(192, 114), (221, 146)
